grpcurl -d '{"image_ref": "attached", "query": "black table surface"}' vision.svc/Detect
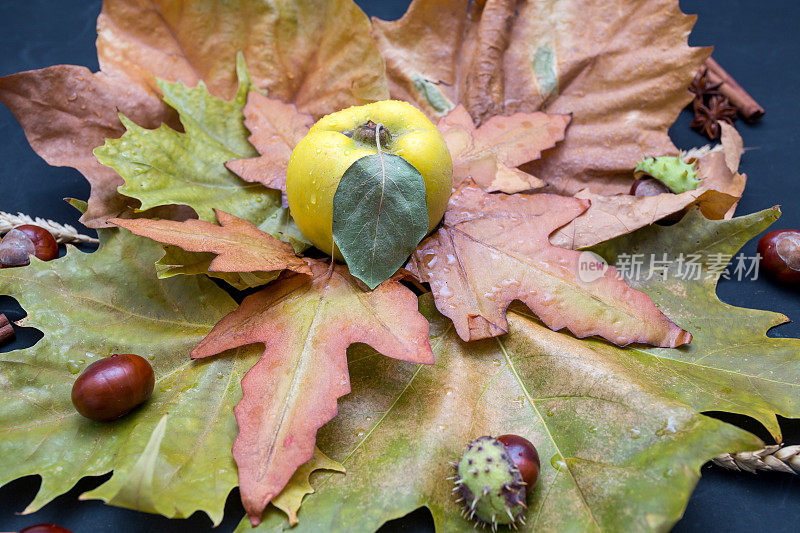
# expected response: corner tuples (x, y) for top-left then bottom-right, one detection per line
(1, 0), (799, 531)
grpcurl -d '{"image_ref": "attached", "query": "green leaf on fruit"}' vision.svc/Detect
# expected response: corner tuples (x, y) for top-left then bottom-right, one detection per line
(94, 54), (285, 229)
(332, 152), (428, 289)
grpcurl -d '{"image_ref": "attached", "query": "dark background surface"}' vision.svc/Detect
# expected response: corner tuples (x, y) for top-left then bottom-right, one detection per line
(1, 0), (799, 531)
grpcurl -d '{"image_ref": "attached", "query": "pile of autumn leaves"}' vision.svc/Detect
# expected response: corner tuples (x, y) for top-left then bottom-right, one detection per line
(0, 0), (754, 528)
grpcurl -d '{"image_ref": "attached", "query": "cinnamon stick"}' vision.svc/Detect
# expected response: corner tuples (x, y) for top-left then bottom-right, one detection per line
(704, 57), (765, 123)
(0, 313), (14, 344)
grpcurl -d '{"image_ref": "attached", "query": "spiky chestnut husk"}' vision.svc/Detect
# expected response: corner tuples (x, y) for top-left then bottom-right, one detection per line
(453, 436), (526, 528)
(634, 156), (700, 194)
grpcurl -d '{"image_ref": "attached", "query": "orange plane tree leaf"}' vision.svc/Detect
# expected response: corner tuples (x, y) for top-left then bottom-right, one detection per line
(372, 0), (707, 195)
(551, 128), (748, 249)
(226, 92), (315, 202)
(111, 210), (310, 277)
(190, 260), (434, 526)
(437, 105), (570, 193)
(154, 246), (282, 291)
(409, 184), (691, 347)
(97, 0), (388, 115)
(371, 0), (467, 117)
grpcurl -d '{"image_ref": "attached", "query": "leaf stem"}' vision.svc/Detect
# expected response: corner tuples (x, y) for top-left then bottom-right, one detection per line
(326, 241), (336, 279)
(375, 123), (385, 154)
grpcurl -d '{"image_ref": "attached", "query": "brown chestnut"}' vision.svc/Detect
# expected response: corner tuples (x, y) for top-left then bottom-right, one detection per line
(629, 179), (684, 225)
(71, 354), (155, 421)
(0, 224), (58, 267)
(16, 224), (59, 261)
(497, 434), (540, 487)
(758, 230), (800, 283)
(19, 524), (73, 533)
(0, 228), (35, 267)
(629, 178), (670, 197)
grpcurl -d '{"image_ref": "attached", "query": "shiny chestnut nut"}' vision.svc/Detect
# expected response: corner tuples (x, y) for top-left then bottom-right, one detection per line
(630, 177), (670, 197)
(16, 224), (59, 261)
(19, 524), (73, 533)
(71, 354), (155, 421)
(758, 230), (800, 283)
(497, 434), (540, 487)
(630, 179), (683, 225)
(0, 225), (58, 267)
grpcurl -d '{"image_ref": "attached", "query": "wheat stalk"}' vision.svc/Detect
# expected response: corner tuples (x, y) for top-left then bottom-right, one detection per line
(0, 211), (98, 244)
(712, 445), (800, 474)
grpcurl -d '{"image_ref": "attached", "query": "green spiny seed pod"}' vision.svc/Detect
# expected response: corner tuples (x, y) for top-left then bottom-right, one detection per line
(452, 436), (526, 528)
(634, 155), (700, 193)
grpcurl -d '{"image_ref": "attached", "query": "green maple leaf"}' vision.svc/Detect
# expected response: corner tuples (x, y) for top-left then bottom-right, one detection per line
(94, 54), (283, 230)
(0, 228), (336, 525)
(590, 206), (799, 440)
(243, 208), (799, 531)
(0, 228), (251, 524)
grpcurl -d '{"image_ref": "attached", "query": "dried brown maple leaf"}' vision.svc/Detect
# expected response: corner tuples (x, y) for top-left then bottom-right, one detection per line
(97, 0), (388, 114)
(0, 67), (180, 228)
(226, 92), (314, 203)
(191, 260), (434, 526)
(719, 121), (744, 177)
(372, 0), (709, 196)
(437, 105), (570, 193)
(551, 125), (747, 249)
(1, 0), (388, 228)
(110, 210), (310, 277)
(408, 184), (691, 347)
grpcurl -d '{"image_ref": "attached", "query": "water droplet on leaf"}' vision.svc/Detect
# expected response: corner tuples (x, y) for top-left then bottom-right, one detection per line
(550, 454), (567, 472)
(422, 253), (437, 268)
(655, 417), (678, 436)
